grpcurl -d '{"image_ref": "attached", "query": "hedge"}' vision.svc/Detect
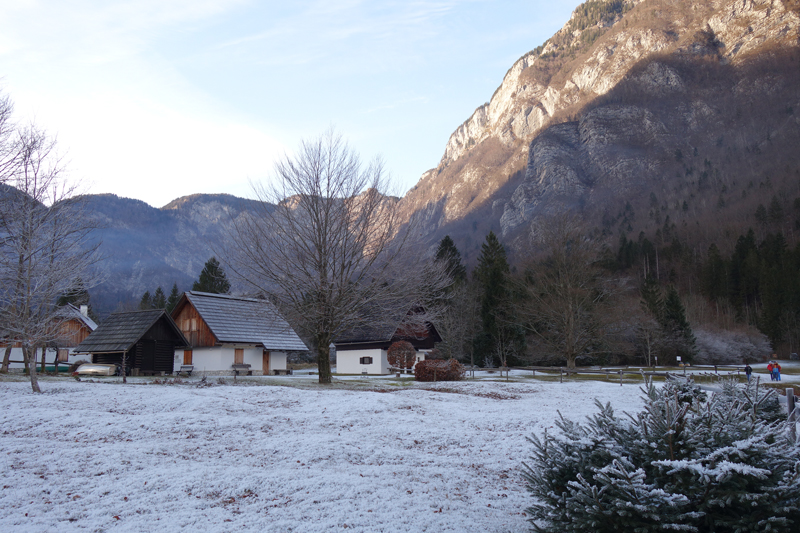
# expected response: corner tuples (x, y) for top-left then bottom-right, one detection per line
(414, 359), (465, 382)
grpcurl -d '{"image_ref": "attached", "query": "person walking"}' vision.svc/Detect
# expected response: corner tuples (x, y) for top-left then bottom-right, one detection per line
(774, 362), (782, 382)
(768, 361), (775, 381)
(745, 363), (753, 382)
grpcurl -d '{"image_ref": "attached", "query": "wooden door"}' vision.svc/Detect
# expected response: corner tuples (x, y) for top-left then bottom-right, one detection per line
(262, 350), (270, 374)
(234, 348), (244, 365)
(183, 349), (193, 365)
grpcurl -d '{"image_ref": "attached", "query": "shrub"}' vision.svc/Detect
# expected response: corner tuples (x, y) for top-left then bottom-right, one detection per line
(388, 341), (416, 370)
(426, 348), (444, 360)
(415, 359), (465, 382)
(521, 377), (800, 532)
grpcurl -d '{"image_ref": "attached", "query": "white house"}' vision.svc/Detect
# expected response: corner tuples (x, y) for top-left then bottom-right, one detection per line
(171, 291), (308, 375)
(1, 304), (98, 372)
(334, 313), (442, 375)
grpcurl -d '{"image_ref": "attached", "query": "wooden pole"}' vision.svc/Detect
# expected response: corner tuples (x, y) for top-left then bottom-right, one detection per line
(560, 368), (563, 383)
(619, 369), (623, 386)
(787, 388), (796, 443)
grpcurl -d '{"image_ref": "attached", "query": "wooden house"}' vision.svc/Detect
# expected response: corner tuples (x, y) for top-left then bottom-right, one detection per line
(170, 291), (308, 375)
(1, 304), (98, 371)
(73, 309), (188, 375)
(334, 312), (442, 375)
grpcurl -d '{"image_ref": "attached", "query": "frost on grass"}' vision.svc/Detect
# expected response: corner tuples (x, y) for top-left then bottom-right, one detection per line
(0, 378), (643, 532)
(522, 377), (800, 532)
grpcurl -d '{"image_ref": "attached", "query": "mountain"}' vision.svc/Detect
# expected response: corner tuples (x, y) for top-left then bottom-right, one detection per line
(399, 0), (800, 262)
(83, 193), (265, 316)
(69, 0), (800, 315)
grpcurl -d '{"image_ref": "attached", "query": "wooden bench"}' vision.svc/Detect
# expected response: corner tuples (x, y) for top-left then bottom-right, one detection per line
(177, 365), (194, 376)
(232, 363), (252, 376)
(272, 369), (292, 376)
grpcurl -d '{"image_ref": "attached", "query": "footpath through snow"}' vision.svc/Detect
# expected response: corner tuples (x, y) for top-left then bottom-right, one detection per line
(0, 378), (645, 532)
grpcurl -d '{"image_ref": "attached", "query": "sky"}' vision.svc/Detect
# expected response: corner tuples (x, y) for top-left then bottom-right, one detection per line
(0, 0), (578, 208)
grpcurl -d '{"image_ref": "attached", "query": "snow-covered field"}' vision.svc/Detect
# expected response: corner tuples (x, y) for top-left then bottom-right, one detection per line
(1, 377), (647, 532)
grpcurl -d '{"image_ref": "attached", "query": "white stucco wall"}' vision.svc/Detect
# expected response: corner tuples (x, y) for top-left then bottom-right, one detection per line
(336, 348), (390, 375)
(269, 352), (287, 373)
(173, 346), (287, 375)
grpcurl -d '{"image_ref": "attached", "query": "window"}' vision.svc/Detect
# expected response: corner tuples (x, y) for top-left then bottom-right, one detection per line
(235, 348), (244, 365)
(183, 350), (193, 365)
(359, 356), (373, 365)
(57, 349), (69, 362)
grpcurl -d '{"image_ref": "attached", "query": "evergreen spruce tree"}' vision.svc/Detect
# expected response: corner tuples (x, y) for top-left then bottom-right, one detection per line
(192, 256), (231, 294)
(662, 286), (696, 363)
(139, 291), (153, 310)
(700, 243), (727, 302)
(56, 279), (97, 320)
(522, 378), (800, 532)
(434, 235), (467, 287)
(166, 283), (180, 313)
(152, 287), (167, 309)
(640, 275), (663, 320)
(473, 232), (523, 366)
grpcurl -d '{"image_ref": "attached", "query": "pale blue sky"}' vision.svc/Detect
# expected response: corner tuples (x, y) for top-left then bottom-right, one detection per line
(0, 0), (577, 207)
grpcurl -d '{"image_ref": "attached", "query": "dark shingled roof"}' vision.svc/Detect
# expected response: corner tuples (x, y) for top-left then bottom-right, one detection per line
(334, 308), (442, 347)
(334, 323), (397, 345)
(74, 309), (186, 353)
(184, 292), (308, 351)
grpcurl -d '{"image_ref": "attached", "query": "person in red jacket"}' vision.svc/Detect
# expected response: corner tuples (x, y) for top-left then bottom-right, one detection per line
(768, 362), (774, 380)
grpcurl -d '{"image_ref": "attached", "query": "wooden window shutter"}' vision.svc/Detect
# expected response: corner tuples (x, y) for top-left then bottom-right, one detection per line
(234, 348), (244, 365)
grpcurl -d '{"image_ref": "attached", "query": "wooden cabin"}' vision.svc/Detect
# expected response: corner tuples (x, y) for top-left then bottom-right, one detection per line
(1, 304), (98, 371)
(170, 291), (308, 375)
(73, 309), (188, 375)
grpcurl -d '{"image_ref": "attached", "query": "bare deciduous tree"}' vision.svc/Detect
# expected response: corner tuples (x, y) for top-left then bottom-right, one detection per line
(434, 282), (480, 365)
(0, 124), (99, 392)
(516, 214), (622, 369)
(226, 129), (448, 384)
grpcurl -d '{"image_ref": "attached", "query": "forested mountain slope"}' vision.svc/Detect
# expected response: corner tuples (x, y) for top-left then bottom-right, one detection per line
(399, 0), (800, 263)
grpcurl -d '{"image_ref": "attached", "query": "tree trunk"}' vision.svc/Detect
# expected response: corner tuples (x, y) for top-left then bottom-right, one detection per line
(40, 346), (46, 374)
(315, 335), (332, 384)
(23, 345), (42, 393)
(1, 345), (11, 373)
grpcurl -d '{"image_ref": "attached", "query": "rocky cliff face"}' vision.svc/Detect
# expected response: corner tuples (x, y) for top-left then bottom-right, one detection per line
(399, 0), (800, 259)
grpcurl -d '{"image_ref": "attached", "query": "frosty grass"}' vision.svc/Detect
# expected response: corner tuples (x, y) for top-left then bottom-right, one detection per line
(1, 378), (647, 532)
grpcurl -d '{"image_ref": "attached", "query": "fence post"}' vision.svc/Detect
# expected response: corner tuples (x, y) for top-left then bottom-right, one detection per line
(619, 369), (623, 386)
(787, 388), (796, 443)
(560, 368), (563, 383)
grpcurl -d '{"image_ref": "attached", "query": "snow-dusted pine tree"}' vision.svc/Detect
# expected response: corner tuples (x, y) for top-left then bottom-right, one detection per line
(522, 378), (800, 532)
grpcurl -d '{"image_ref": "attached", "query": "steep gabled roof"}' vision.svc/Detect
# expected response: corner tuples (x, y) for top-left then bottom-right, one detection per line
(179, 291), (308, 351)
(61, 303), (98, 331)
(74, 309), (186, 353)
(334, 308), (442, 347)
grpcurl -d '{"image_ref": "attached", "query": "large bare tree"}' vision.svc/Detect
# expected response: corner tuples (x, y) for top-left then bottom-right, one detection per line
(0, 124), (99, 392)
(516, 214), (623, 369)
(226, 130), (447, 383)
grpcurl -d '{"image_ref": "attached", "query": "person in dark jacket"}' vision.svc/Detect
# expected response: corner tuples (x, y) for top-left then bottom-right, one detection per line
(745, 363), (753, 382)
